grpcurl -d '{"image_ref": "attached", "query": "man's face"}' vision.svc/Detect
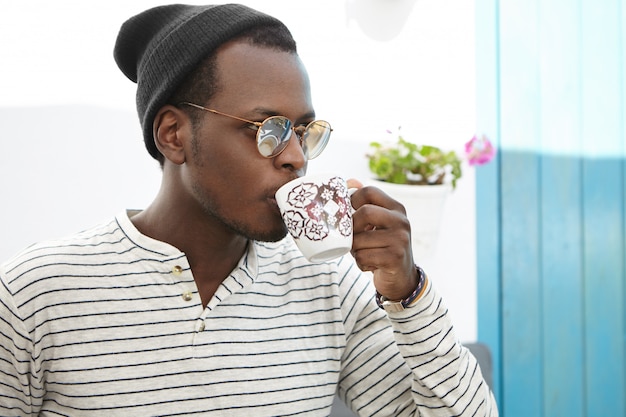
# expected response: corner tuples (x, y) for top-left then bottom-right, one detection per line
(179, 40), (314, 242)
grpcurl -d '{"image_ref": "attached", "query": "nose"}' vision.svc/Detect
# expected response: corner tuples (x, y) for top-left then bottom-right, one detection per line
(273, 129), (307, 171)
(291, 125), (306, 142)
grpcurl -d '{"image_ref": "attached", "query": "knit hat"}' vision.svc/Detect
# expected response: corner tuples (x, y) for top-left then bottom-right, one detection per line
(114, 4), (291, 160)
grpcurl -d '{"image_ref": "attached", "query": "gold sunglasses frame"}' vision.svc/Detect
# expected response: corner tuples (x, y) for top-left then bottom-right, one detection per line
(179, 101), (331, 159)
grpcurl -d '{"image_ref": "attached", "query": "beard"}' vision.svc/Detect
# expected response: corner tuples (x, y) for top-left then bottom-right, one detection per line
(191, 182), (289, 243)
(187, 134), (290, 243)
(227, 216), (289, 242)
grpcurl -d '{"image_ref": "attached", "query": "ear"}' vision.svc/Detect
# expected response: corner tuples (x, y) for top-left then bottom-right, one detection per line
(152, 105), (190, 165)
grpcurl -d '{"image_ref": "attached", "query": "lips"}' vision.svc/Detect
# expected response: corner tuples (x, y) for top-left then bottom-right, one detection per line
(266, 194), (281, 216)
(268, 177), (299, 213)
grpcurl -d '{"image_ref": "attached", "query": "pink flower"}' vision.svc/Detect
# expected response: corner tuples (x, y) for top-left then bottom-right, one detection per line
(465, 134), (496, 166)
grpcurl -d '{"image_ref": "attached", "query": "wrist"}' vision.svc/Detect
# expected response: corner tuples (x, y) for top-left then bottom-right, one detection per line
(375, 265), (428, 312)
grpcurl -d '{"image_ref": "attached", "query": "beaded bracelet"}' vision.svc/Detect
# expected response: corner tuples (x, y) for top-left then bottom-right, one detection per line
(375, 265), (427, 312)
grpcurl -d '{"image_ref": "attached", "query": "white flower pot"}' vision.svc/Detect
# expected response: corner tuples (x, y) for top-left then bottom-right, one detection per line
(368, 180), (451, 261)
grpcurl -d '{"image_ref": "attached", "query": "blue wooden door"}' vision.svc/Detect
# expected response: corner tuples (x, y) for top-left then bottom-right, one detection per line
(475, 0), (626, 416)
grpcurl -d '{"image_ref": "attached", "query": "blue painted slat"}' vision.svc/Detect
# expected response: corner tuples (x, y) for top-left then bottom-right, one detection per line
(619, 1), (626, 410)
(540, 156), (584, 417)
(475, 158), (502, 403)
(581, 160), (625, 416)
(580, 0), (626, 415)
(499, 0), (543, 415)
(500, 151), (542, 417)
(474, 0), (502, 407)
(538, 0), (585, 416)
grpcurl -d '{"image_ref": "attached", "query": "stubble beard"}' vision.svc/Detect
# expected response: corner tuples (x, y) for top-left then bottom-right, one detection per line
(191, 182), (289, 243)
(188, 136), (289, 243)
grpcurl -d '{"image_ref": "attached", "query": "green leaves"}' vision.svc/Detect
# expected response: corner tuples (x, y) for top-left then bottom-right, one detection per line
(367, 136), (463, 189)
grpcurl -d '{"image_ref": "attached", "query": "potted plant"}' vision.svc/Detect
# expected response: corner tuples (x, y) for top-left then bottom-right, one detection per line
(367, 135), (463, 189)
(365, 129), (494, 260)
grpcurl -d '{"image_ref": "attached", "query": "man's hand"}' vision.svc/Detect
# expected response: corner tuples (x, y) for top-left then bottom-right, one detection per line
(347, 179), (418, 301)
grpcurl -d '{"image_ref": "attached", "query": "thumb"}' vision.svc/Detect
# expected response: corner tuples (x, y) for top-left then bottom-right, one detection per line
(347, 178), (364, 189)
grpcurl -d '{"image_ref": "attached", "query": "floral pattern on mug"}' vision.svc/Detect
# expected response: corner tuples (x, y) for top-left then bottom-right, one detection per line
(283, 210), (306, 238)
(288, 182), (319, 208)
(282, 176), (353, 241)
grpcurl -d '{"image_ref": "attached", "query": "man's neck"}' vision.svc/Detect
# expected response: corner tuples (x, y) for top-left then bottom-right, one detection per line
(130, 202), (248, 308)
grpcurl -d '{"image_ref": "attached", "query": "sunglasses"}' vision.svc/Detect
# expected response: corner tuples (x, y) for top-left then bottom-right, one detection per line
(179, 102), (332, 159)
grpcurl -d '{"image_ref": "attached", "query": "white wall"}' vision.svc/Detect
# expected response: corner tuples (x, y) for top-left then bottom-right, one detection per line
(0, 0), (478, 342)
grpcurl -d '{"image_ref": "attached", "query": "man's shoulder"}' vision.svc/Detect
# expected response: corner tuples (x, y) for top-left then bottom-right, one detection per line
(0, 217), (123, 284)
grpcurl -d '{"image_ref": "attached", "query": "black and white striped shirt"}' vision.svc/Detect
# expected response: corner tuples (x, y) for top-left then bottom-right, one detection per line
(0, 211), (497, 416)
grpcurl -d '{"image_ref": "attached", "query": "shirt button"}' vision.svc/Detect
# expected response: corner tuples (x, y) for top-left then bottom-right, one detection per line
(172, 265), (183, 275)
(182, 291), (193, 301)
(198, 322), (206, 332)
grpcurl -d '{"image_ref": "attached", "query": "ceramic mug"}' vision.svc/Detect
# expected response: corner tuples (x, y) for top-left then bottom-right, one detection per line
(275, 173), (354, 262)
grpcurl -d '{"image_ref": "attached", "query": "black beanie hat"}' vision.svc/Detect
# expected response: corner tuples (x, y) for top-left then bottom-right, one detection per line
(114, 3), (291, 160)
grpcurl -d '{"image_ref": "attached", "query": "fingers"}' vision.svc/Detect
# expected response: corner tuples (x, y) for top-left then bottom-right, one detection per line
(346, 179), (417, 300)
(350, 189), (412, 272)
(351, 201), (407, 234)
(349, 185), (406, 221)
(347, 181), (408, 236)
(346, 178), (363, 190)
(351, 226), (410, 270)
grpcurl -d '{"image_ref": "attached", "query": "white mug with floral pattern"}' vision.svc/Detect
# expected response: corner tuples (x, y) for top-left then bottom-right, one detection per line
(275, 173), (354, 262)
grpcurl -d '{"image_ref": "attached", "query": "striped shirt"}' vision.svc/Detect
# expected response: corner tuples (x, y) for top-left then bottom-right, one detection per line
(0, 211), (497, 416)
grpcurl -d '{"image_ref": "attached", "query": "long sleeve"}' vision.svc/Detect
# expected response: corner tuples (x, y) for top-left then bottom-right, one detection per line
(389, 281), (498, 416)
(336, 266), (498, 417)
(0, 273), (39, 417)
